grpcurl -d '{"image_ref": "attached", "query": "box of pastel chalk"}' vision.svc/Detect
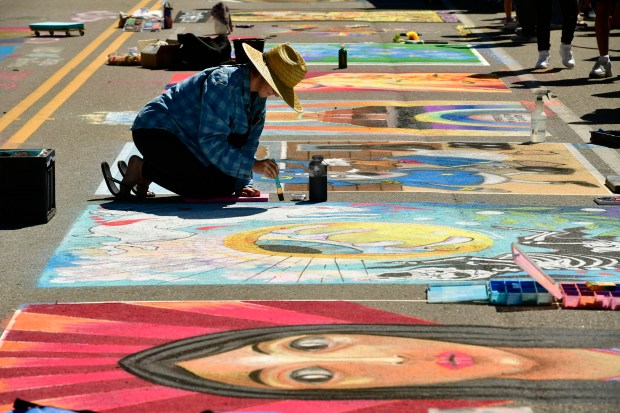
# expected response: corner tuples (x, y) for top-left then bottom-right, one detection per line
(512, 243), (619, 310)
(488, 279), (553, 306)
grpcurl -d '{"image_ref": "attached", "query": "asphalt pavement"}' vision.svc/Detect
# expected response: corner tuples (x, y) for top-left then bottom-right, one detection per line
(1, 0), (619, 412)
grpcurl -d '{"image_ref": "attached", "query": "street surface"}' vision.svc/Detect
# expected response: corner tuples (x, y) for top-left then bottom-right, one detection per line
(1, 0), (619, 412)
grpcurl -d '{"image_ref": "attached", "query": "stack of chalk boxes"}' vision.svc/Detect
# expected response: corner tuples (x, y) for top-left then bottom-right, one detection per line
(427, 243), (620, 310)
(489, 280), (552, 306)
(489, 279), (619, 309)
(428, 280), (620, 310)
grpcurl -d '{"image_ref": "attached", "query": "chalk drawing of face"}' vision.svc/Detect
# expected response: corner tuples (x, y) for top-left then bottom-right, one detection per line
(177, 333), (534, 389)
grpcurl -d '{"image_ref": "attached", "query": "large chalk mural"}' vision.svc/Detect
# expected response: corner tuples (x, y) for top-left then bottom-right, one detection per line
(95, 140), (606, 196)
(257, 140), (606, 194)
(270, 24), (375, 37)
(95, 140), (609, 195)
(84, 100), (546, 136)
(232, 10), (452, 23)
(0, 301), (617, 413)
(40, 203), (620, 287)
(264, 100), (550, 136)
(239, 24), (414, 38)
(166, 72), (509, 94)
(298, 72), (508, 93)
(234, 43), (488, 66)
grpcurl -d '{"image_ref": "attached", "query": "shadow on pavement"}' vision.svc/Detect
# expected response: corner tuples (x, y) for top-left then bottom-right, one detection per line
(93, 199), (272, 219)
(581, 108), (620, 125)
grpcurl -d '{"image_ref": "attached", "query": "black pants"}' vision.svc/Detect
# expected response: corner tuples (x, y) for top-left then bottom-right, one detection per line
(516, 0), (537, 35)
(133, 128), (237, 198)
(537, 0), (579, 51)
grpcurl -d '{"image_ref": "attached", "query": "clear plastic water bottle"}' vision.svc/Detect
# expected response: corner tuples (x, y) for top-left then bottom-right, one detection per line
(308, 155), (327, 202)
(530, 88), (549, 143)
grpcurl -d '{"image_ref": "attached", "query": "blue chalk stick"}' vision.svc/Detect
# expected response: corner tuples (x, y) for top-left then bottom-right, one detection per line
(427, 283), (489, 303)
(506, 280), (523, 305)
(520, 280), (538, 304)
(534, 281), (553, 304)
(489, 280), (507, 305)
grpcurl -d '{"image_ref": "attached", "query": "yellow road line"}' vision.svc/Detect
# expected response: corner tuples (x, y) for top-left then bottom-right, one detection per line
(0, 0), (158, 148)
(5, 31), (134, 146)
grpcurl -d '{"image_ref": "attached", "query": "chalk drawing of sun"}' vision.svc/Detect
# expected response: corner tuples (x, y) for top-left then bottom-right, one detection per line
(225, 222), (492, 259)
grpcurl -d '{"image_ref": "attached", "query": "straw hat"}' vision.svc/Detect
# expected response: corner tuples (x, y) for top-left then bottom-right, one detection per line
(243, 42), (307, 112)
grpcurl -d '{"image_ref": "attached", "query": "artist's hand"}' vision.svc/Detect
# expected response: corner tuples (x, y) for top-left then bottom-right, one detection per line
(252, 159), (279, 179)
(239, 186), (261, 197)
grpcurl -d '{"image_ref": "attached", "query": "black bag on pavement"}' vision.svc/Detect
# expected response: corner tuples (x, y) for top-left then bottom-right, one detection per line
(174, 33), (233, 70)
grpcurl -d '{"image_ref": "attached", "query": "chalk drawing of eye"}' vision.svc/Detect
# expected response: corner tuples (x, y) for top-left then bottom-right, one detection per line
(289, 336), (330, 351)
(289, 366), (334, 383)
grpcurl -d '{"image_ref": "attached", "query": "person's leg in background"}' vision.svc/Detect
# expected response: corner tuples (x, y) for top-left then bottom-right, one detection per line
(580, 0), (597, 20)
(536, 0), (554, 68)
(514, 0), (538, 41)
(590, 0), (614, 78)
(503, 0), (519, 30)
(613, 0), (620, 27)
(551, 0), (565, 28)
(559, 0), (579, 68)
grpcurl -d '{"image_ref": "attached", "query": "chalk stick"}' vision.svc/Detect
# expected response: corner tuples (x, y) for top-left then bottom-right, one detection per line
(427, 283), (489, 303)
(586, 281), (617, 291)
(489, 280), (507, 305)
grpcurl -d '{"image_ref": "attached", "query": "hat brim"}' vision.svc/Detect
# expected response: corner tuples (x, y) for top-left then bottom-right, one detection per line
(243, 43), (302, 112)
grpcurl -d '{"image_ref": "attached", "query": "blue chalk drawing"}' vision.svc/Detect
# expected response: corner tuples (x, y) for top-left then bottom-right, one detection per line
(39, 203), (620, 287)
(0, 46), (18, 61)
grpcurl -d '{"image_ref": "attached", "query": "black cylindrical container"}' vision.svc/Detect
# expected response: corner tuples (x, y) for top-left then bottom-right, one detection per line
(338, 44), (347, 69)
(308, 155), (327, 202)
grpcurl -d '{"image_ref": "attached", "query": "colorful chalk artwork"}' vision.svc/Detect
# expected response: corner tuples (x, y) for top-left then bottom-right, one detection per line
(427, 244), (619, 310)
(511, 243), (619, 310)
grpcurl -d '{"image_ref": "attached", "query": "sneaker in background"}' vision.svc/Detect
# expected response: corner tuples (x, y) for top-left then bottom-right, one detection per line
(589, 56), (613, 78)
(503, 16), (518, 31)
(513, 27), (537, 43)
(535, 50), (551, 69)
(559, 43), (575, 68)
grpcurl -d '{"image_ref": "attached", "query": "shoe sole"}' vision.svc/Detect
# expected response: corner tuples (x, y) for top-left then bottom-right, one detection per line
(101, 161), (136, 199)
(117, 158), (155, 198)
(101, 162), (121, 197)
(589, 71), (612, 79)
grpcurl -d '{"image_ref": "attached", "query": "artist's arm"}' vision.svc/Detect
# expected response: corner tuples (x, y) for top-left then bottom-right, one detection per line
(253, 159), (278, 178)
(196, 71), (255, 182)
(233, 98), (280, 192)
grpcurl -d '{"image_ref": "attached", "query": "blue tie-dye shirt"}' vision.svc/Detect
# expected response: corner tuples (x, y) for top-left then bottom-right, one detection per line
(131, 64), (266, 189)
